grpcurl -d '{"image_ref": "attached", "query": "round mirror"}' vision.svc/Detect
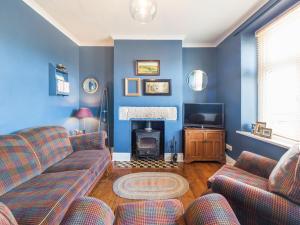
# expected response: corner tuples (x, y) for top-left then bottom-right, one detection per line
(186, 70), (208, 91)
(82, 78), (99, 94)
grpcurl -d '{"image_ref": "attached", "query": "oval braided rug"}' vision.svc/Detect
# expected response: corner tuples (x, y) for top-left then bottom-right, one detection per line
(113, 172), (189, 200)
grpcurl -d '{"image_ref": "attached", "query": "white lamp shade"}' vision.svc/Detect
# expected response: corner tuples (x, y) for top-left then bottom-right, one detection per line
(130, 0), (157, 24)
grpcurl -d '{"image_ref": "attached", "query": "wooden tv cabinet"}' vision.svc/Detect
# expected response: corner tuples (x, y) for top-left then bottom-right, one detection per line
(184, 128), (225, 163)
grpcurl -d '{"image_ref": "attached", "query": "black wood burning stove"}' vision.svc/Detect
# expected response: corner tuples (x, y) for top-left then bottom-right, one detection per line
(135, 129), (160, 160)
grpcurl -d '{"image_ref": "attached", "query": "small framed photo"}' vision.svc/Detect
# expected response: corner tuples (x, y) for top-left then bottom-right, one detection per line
(136, 60), (160, 76)
(261, 128), (272, 139)
(254, 122), (267, 135)
(251, 124), (256, 134)
(124, 78), (141, 96)
(143, 79), (171, 96)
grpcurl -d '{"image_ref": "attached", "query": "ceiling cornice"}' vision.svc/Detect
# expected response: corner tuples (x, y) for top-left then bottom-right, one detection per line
(111, 35), (186, 41)
(214, 0), (268, 46)
(22, 0), (81, 45)
(23, 0), (268, 48)
(182, 42), (217, 48)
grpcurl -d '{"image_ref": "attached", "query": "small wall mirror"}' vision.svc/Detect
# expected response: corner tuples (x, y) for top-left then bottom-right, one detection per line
(186, 70), (208, 91)
(83, 78), (99, 94)
(125, 78), (141, 96)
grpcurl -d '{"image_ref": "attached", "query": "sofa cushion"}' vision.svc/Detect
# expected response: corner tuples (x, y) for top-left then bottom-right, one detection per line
(208, 165), (268, 190)
(0, 170), (90, 225)
(44, 149), (111, 175)
(17, 126), (73, 171)
(114, 200), (184, 225)
(269, 144), (300, 204)
(0, 135), (41, 195)
(0, 202), (18, 225)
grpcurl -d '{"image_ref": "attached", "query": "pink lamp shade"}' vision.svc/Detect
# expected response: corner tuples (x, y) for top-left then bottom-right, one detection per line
(75, 108), (93, 119)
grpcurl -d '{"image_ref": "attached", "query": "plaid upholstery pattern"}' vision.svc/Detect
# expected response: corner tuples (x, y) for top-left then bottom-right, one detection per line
(61, 197), (114, 225)
(70, 132), (107, 151)
(0, 170), (90, 225)
(45, 149), (111, 175)
(184, 194), (240, 225)
(269, 144), (300, 204)
(212, 175), (300, 225)
(0, 135), (41, 195)
(17, 126), (73, 171)
(208, 165), (268, 190)
(0, 202), (18, 225)
(234, 151), (277, 179)
(114, 200), (184, 225)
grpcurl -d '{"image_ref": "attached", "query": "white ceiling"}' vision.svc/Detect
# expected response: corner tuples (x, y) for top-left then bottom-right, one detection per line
(23, 0), (268, 47)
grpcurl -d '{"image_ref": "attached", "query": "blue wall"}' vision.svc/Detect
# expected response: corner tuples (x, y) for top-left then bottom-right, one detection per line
(0, 0), (79, 134)
(79, 47), (114, 143)
(216, 0), (298, 160)
(113, 40), (183, 154)
(183, 48), (217, 103)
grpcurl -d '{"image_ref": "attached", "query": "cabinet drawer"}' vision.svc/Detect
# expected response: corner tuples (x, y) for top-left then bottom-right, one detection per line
(185, 130), (205, 140)
(206, 132), (223, 141)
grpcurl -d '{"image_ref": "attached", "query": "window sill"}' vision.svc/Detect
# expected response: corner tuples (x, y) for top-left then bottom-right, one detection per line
(236, 131), (298, 149)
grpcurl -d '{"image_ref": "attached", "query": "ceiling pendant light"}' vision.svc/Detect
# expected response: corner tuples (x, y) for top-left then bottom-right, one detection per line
(130, 0), (157, 24)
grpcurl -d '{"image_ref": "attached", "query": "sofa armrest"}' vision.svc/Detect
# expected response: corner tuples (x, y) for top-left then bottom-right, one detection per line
(212, 176), (300, 225)
(0, 202), (18, 225)
(234, 151), (277, 178)
(60, 197), (114, 225)
(184, 194), (240, 225)
(69, 131), (107, 151)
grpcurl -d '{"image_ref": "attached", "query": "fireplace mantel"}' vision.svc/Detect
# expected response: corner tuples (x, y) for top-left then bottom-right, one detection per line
(119, 107), (177, 121)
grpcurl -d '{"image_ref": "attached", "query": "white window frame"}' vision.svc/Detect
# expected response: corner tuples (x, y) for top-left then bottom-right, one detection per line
(256, 3), (300, 142)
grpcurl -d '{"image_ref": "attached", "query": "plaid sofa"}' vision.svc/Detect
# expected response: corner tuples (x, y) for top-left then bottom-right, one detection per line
(0, 126), (111, 225)
(208, 151), (300, 225)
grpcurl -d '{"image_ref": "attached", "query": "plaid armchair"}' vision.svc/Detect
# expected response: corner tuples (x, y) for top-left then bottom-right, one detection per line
(208, 151), (300, 225)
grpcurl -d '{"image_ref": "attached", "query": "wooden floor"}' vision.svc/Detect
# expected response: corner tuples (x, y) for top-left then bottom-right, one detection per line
(89, 162), (222, 211)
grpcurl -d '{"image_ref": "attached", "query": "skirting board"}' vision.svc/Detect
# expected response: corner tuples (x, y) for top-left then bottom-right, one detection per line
(164, 153), (184, 162)
(112, 153), (184, 162)
(112, 153), (131, 161)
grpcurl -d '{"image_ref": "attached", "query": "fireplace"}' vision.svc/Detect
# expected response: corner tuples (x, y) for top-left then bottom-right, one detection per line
(131, 121), (164, 159)
(135, 129), (160, 159)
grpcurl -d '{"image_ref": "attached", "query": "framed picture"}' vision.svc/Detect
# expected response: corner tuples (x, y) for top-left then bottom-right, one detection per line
(254, 122), (267, 135)
(251, 124), (256, 134)
(136, 60), (160, 76)
(143, 79), (171, 96)
(124, 78), (141, 96)
(261, 128), (272, 139)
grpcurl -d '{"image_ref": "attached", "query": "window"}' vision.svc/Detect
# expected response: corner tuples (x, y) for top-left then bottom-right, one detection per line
(256, 4), (300, 141)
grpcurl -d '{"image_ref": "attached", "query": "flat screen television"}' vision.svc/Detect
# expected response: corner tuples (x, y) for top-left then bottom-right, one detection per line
(184, 103), (224, 128)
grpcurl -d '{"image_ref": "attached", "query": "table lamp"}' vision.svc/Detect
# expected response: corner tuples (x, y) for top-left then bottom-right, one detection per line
(75, 108), (93, 133)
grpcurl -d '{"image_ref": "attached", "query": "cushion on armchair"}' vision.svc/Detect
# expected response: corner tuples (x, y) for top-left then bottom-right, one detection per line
(268, 144), (300, 204)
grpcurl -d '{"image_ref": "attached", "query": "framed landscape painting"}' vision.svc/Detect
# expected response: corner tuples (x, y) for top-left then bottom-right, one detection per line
(136, 60), (160, 76)
(143, 79), (171, 96)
